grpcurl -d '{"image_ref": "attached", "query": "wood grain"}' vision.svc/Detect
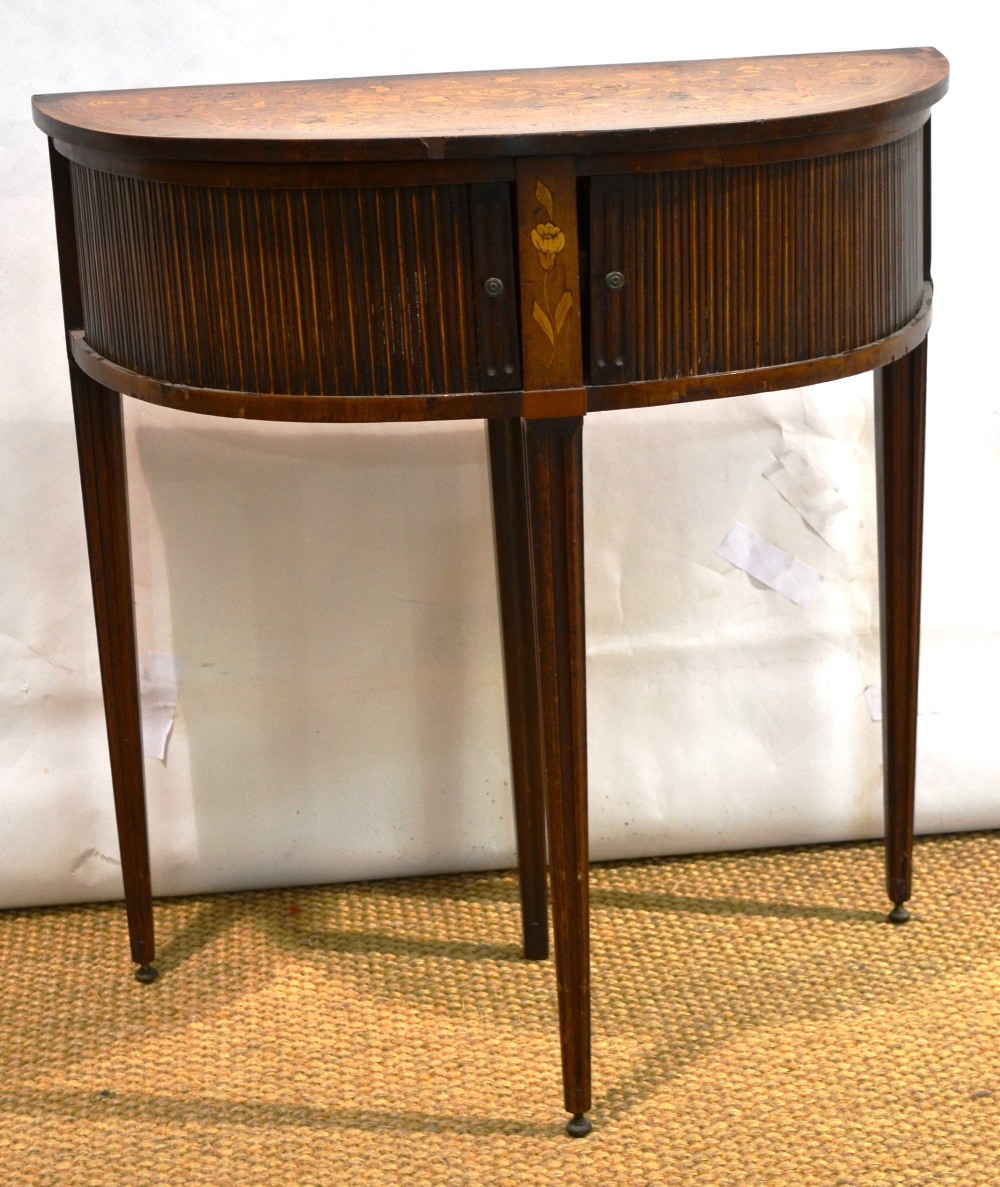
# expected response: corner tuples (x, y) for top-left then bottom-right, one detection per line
(68, 286), (933, 422)
(515, 158), (585, 413)
(71, 367), (156, 975)
(523, 416), (590, 1120)
(875, 340), (927, 912)
(33, 50), (947, 163)
(588, 131), (924, 384)
(487, 419), (548, 960)
(50, 138), (155, 978)
(70, 165), (521, 398)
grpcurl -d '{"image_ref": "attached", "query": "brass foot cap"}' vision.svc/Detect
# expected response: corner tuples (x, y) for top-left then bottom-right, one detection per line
(888, 904), (911, 925)
(566, 1113), (592, 1138)
(134, 964), (159, 984)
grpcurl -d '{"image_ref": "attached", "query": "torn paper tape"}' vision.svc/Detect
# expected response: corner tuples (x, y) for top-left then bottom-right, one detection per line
(763, 447), (848, 546)
(864, 685), (883, 722)
(715, 523), (824, 607)
(141, 650), (184, 763)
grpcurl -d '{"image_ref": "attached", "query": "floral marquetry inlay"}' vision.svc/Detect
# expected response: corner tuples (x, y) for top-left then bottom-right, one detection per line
(514, 159), (584, 396)
(529, 179), (574, 363)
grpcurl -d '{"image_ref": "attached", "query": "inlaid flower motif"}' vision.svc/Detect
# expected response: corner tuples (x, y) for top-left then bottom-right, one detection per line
(531, 222), (566, 271)
(529, 178), (573, 364)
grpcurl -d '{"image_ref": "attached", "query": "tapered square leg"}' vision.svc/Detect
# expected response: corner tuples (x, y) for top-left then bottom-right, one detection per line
(487, 418), (549, 960)
(71, 365), (157, 982)
(874, 339), (927, 924)
(522, 416), (591, 1136)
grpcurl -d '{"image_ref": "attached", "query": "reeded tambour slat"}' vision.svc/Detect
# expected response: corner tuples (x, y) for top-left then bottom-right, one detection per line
(70, 166), (521, 397)
(41, 51), (949, 416)
(588, 130), (924, 384)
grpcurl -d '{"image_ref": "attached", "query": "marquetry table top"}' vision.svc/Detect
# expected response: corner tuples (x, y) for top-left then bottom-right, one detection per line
(32, 48), (948, 162)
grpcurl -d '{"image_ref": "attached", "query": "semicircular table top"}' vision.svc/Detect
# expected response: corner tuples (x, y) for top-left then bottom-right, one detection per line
(32, 48), (949, 161)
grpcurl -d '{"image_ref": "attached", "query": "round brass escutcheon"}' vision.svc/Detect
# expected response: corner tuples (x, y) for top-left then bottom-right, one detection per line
(604, 270), (626, 291)
(483, 277), (504, 297)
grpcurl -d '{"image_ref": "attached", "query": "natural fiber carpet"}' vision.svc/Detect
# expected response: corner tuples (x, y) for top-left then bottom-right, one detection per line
(1, 832), (997, 1185)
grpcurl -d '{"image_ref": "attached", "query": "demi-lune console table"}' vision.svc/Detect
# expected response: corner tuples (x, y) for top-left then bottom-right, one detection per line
(33, 48), (948, 1137)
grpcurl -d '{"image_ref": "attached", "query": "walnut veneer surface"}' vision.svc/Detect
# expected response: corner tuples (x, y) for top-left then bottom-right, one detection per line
(33, 48), (948, 1137)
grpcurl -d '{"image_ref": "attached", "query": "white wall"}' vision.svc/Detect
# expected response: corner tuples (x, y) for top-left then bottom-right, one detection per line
(1, 2), (996, 908)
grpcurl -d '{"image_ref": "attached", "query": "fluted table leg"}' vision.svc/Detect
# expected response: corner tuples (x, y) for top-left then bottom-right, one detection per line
(71, 365), (157, 983)
(523, 415), (591, 1137)
(487, 418), (549, 960)
(875, 338), (927, 924)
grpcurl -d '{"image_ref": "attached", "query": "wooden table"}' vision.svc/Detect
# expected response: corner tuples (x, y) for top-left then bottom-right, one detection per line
(33, 48), (949, 1137)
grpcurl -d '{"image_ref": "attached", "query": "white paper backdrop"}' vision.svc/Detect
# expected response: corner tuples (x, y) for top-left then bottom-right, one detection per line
(2, 2), (997, 909)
